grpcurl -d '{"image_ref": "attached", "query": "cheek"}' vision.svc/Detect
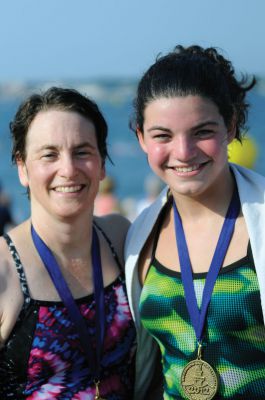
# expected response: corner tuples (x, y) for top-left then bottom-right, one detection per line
(146, 144), (168, 166)
(199, 137), (227, 159)
(27, 164), (55, 187)
(85, 159), (104, 175)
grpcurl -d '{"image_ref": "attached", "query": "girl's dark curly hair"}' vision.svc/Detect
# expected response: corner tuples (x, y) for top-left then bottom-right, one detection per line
(133, 45), (256, 141)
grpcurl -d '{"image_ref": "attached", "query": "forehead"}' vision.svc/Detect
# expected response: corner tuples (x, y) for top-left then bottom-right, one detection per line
(144, 95), (221, 123)
(26, 109), (97, 147)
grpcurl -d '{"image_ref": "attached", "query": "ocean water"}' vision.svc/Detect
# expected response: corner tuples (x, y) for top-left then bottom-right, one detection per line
(0, 81), (265, 223)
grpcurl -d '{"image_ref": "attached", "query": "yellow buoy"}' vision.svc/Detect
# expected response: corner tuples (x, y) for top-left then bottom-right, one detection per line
(228, 135), (258, 169)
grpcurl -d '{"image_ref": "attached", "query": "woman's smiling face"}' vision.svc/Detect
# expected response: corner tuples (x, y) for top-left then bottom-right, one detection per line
(17, 109), (105, 221)
(138, 95), (235, 199)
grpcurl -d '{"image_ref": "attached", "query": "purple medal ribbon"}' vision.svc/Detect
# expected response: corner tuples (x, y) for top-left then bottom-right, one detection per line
(31, 224), (105, 379)
(173, 188), (240, 342)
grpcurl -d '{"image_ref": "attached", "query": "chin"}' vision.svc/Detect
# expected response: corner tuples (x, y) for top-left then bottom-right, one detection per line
(171, 183), (207, 198)
(53, 206), (88, 220)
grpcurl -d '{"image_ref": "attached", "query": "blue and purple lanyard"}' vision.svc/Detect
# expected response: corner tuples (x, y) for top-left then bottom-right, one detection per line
(31, 224), (105, 380)
(173, 188), (241, 344)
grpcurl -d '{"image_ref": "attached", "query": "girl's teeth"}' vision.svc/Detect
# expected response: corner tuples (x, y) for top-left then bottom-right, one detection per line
(174, 165), (199, 172)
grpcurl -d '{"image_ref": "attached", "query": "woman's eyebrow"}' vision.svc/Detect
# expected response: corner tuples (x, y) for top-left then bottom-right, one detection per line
(73, 142), (97, 149)
(36, 142), (97, 151)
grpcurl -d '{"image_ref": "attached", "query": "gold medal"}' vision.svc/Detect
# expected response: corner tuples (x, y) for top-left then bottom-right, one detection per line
(94, 380), (106, 400)
(181, 344), (218, 400)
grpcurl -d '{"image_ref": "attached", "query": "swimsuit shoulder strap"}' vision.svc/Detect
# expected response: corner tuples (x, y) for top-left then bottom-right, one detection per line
(3, 233), (31, 304)
(93, 220), (124, 271)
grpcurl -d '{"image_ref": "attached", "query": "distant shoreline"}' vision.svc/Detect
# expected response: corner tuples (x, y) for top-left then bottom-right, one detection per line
(1, 76), (265, 102)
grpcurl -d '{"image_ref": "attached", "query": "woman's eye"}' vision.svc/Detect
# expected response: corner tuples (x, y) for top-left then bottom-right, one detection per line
(75, 150), (91, 157)
(42, 153), (56, 159)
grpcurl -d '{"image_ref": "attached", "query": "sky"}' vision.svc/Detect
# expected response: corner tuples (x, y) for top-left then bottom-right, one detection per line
(0, 0), (264, 83)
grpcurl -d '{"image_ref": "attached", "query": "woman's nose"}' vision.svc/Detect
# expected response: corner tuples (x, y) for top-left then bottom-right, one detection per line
(59, 155), (78, 178)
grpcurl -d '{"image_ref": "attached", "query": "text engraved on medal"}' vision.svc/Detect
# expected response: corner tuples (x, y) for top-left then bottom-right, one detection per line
(181, 359), (218, 400)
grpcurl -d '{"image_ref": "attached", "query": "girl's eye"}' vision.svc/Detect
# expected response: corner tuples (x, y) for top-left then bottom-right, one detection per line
(195, 130), (214, 138)
(152, 133), (171, 141)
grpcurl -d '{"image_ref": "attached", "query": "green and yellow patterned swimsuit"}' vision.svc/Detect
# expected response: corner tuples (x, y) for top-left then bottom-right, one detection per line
(139, 204), (265, 399)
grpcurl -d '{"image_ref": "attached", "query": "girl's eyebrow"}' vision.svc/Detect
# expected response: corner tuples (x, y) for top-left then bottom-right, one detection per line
(147, 121), (219, 133)
(146, 126), (171, 133)
(191, 121), (219, 130)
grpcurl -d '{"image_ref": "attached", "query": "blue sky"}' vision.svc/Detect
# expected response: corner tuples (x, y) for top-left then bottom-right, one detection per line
(0, 0), (264, 82)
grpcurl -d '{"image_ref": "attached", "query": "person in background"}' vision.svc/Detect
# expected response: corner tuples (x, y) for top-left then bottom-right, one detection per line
(125, 45), (265, 399)
(120, 176), (164, 222)
(136, 174), (164, 215)
(94, 175), (121, 216)
(0, 181), (14, 235)
(0, 87), (136, 399)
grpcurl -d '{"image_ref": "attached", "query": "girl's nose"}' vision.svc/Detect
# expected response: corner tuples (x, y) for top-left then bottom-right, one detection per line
(173, 135), (196, 162)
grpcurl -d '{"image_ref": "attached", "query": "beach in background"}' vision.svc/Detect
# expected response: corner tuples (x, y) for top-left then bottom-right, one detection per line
(0, 78), (265, 223)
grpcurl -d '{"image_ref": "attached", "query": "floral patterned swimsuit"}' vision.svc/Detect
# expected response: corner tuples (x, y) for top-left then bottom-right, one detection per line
(0, 231), (136, 400)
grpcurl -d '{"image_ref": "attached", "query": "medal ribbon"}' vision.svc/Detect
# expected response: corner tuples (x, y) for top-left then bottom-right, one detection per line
(173, 188), (240, 342)
(31, 224), (105, 379)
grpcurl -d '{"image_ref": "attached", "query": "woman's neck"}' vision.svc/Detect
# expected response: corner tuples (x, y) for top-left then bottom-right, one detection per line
(30, 210), (94, 260)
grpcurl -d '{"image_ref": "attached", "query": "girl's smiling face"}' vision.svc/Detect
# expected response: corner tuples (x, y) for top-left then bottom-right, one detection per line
(138, 95), (235, 200)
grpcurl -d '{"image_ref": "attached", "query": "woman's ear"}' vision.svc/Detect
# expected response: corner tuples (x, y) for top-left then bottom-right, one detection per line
(100, 163), (106, 181)
(17, 158), (29, 188)
(136, 128), (148, 153)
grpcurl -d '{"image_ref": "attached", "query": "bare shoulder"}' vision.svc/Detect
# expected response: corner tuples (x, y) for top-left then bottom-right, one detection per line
(94, 214), (131, 267)
(94, 213), (131, 240)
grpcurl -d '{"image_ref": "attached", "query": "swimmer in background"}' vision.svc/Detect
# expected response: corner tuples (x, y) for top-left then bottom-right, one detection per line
(0, 181), (15, 235)
(136, 174), (165, 215)
(94, 176), (121, 216)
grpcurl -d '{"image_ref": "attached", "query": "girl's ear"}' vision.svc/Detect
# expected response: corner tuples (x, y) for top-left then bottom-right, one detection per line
(17, 158), (29, 188)
(227, 116), (237, 144)
(136, 128), (148, 153)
